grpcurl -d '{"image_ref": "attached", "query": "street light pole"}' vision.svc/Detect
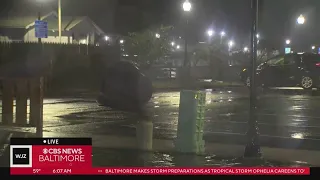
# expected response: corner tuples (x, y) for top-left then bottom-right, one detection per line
(182, 0), (191, 88)
(58, 0), (62, 43)
(184, 19), (188, 68)
(244, 0), (261, 158)
(38, 11), (41, 43)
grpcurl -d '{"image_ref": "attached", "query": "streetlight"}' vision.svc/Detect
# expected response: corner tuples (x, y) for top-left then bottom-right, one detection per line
(227, 40), (234, 65)
(244, 47), (249, 52)
(120, 39), (124, 44)
(312, 45), (316, 50)
(171, 42), (175, 46)
(256, 34), (260, 39)
(104, 36), (109, 41)
(207, 29), (214, 37)
(220, 31), (225, 44)
(155, 33), (160, 38)
(177, 45), (180, 49)
(183, 0), (191, 12)
(297, 14), (305, 25)
(228, 41), (234, 48)
(286, 39), (291, 45)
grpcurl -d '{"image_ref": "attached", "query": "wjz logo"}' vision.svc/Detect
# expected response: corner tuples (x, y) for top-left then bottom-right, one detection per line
(10, 145), (32, 167)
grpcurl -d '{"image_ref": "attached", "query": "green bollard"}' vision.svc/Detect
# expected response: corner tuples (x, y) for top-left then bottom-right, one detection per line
(175, 90), (206, 154)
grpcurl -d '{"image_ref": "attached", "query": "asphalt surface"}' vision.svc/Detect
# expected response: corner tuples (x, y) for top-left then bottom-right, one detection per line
(1, 87), (320, 152)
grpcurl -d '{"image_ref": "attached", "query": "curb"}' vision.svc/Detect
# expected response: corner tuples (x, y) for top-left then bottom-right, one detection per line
(0, 132), (13, 167)
(0, 131), (33, 155)
(154, 85), (244, 92)
(0, 131), (11, 145)
(0, 131), (35, 167)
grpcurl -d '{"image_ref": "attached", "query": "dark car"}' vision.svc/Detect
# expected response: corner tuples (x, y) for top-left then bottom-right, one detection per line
(96, 60), (153, 111)
(239, 53), (320, 89)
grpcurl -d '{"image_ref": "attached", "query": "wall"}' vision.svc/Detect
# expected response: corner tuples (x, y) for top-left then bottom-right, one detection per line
(0, 27), (26, 42)
(24, 28), (70, 43)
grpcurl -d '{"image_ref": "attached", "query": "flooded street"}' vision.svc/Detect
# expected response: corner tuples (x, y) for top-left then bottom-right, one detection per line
(1, 87), (320, 166)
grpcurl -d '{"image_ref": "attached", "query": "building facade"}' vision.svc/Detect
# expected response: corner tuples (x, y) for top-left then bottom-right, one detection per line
(0, 11), (106, 45)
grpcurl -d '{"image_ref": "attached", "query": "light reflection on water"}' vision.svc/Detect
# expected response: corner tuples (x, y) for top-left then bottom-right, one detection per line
(291, 133), (308, 139)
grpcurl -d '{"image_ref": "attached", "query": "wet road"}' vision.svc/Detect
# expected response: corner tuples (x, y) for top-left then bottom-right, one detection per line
(1, 87), (320, 151)
(91, 148), (311, 167)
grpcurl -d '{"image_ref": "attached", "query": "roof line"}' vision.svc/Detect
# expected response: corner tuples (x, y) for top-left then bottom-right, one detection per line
(65, 16), (86, 30)
(25, 11), (57, 29)
(65, 16), (106, 35)
(63, 17), (76, 31)
(85, 17), (106, 35)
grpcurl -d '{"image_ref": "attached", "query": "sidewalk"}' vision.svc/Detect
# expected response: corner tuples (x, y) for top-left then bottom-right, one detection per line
(153, 80), (243, 91)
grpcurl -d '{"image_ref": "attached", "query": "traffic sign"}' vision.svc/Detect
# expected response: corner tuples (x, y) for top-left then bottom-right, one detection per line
(35, 20), (48, 38)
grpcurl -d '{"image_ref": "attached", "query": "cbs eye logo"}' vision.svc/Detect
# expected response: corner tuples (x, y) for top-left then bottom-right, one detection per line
(10, 145), (32, 167)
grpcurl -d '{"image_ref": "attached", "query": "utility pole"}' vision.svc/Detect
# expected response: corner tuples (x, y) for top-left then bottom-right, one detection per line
(58, 0), (62, 43)
(183, 19), (189, 87)
(244, 0), (261, 158)
(37, 11), (41, 43)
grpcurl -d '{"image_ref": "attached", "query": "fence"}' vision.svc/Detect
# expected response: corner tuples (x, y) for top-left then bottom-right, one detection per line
(0, 42), (121, 92)
(0, 77), (44, 136)
(144, 65), (242, 82)
(0, 42), (120, 65)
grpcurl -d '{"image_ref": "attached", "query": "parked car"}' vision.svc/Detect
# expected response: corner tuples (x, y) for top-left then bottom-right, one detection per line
(97, 60), (153, 111)
(239, 53), (320, 89)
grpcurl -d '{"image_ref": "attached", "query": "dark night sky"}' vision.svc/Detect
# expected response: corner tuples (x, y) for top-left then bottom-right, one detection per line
(1, 0), (320, 49)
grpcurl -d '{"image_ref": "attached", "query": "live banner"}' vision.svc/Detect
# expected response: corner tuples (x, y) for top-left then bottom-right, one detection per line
(10, 138), (92, 170)
(9, 138), (311, 175)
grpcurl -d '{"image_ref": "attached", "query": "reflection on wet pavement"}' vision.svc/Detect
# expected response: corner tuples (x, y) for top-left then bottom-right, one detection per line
(1, 87), (320, 151)
(92, 148), (311, 167)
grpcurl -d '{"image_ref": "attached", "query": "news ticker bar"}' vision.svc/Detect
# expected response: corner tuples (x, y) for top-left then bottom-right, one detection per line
(10, 138), (92, 145)
(10, 167), (310, 175)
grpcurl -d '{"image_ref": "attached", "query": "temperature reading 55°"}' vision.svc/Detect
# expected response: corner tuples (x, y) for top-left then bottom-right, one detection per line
(33, 169), (41, 174)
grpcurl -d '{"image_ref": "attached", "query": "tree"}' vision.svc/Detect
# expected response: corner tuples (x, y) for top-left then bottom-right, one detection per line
(192, 40), (229, 79)
(193, 39), (229, 65)
(234, 48), (271, 67)
(192, 45), (210, 67)
(123, 25), (173, 69)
